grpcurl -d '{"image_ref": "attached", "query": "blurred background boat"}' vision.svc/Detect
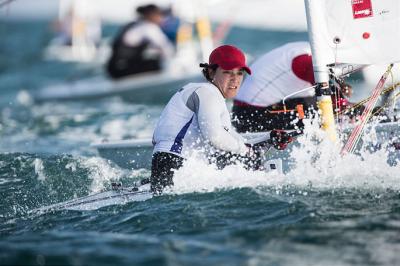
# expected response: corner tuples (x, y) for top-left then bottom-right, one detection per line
(43, 0), (108, 64)
(29, 0), (214, 103)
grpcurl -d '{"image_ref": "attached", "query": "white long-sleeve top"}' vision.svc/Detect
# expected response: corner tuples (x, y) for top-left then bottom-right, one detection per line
(123, 20), (174, 59)
(152, 82), (248, 158)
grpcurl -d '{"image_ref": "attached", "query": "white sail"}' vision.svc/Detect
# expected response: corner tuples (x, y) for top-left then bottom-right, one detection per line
(307, 0), (400, 66)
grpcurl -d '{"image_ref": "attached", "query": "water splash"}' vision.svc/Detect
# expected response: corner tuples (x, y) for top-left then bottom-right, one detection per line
(33, 158), (46, 181)
(78, 156), (125, 193)
(169, 120), (400, 196)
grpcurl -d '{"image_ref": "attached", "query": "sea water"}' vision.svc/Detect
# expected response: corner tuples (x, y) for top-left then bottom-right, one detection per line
(0, 20), (399, 266)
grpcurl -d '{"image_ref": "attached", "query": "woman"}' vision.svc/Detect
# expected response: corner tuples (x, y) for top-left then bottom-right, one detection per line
(151, 45), (253, 194)
(151, 45), (293, 194)
(151, 45), (291, 194)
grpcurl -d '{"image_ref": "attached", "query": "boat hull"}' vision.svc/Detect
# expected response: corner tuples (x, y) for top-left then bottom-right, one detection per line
(92, 138), (153, 169)
(35, 184), (152, 212)
(33, 70), (202, 103)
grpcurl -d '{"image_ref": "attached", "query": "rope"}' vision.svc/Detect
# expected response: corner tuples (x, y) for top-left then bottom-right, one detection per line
(336, 82), (400, 117)
(333, 43), (340, 125)
(370, 90), (400, 117)
(281, 85), (316, 112)
(341, 64), (393, 155)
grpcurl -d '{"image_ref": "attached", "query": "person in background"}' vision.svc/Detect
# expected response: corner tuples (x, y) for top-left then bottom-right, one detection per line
(160, 6), (180, 45)
(232, 41), (352, 133)
(106, 4), (174, 79)
(150, 45), (293, 194)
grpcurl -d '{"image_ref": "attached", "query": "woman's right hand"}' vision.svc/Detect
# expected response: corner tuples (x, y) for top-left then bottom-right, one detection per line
(269, 130), (293, 150)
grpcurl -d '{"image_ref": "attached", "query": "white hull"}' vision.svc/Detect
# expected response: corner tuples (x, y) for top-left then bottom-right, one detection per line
(91, 138), (153, 169)
(33, 69), (202, 103)
(35, 183), (152, 212)
(43, 42), (110, 64)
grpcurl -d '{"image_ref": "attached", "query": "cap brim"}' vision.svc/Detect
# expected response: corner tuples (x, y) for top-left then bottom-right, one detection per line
(242, 66), (251, 75)
(219, 62), (252, 75)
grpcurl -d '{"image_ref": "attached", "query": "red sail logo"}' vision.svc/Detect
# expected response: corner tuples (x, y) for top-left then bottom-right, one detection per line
(352, 0), (373, 19)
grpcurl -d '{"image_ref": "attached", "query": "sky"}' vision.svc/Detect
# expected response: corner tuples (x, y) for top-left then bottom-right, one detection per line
(0, 0), (307, 31)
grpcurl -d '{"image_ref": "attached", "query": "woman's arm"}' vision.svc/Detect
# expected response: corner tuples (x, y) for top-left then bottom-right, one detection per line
(195, 88), (248, 154)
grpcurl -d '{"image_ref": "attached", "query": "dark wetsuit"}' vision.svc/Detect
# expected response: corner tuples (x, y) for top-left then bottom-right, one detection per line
(106, 21), (161, 79)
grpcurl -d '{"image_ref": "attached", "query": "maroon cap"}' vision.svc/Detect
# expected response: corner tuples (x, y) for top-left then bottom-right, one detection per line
(209, 45), (251, 75)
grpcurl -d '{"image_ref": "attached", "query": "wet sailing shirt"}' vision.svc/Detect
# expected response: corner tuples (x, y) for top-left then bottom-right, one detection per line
(235, 41), (315, 107)
(152, 82), (248, 158)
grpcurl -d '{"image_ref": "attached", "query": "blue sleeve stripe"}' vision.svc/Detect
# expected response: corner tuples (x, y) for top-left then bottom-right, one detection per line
(170, 115), (194, 154)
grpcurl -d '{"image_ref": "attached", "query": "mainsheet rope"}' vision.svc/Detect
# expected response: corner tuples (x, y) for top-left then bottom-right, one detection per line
(332, 42), (341, 126)
(336, 82), (400, 117)
(341, 64), (394, 155)
(370, 90), (400, 117)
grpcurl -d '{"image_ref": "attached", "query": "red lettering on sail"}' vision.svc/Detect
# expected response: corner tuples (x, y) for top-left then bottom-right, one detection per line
(352, 0), (373, 19)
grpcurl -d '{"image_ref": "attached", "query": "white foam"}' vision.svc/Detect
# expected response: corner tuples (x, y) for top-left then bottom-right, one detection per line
(99, 116), (156, 140)
(171, 158), (278, 194)
(98, 105), (160, 140)
(4, 99), (161, 154)
(169, 121), (400, 196)
(79, 156), (152, 194)
(16, 90), (34, 106)
(65, 162), (77, 172)
(0, 178), (22, 185)
(79, 157), (125, 193)
(33, 158), (47, 181)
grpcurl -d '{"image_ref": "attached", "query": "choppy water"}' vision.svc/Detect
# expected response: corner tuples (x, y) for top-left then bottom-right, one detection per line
(0, 20), (399, 266)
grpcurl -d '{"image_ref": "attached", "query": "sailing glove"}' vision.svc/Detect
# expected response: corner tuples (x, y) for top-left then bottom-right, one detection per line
(269, 130), (293, 150)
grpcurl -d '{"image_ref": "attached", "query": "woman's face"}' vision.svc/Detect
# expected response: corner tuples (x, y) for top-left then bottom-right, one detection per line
(210, 67), (245, 99)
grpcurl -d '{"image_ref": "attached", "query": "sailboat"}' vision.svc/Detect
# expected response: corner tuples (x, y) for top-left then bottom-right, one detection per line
(44, 0), (107, 64)
(304, 0), (400, 156)
(33, 1), (210, 103)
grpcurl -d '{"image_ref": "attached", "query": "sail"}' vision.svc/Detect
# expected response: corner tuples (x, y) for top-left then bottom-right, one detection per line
(308, 0), (400, 65)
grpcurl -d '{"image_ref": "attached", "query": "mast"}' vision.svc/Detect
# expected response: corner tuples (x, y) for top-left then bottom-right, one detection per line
(304, 0), (337, 141)
(194, 0), (213, 62)
(172, 1), (197, 72)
